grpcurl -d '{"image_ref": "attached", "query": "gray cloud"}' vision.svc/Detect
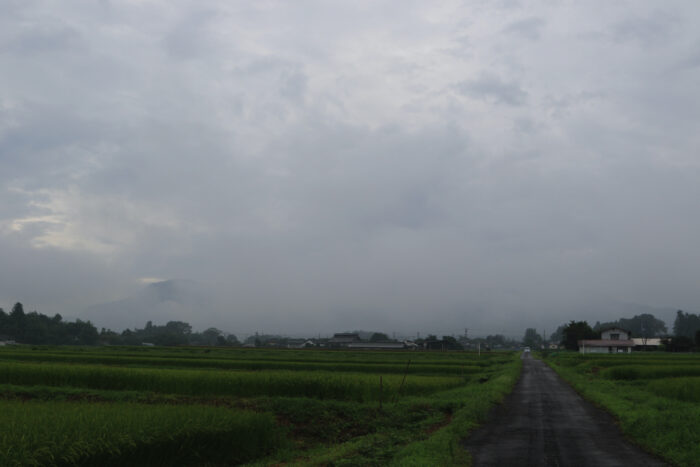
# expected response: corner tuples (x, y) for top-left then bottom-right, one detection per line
(2, 0), (700, 337)
(612, 11), (678, 47)
(503, 17), (545, 41)
(456, 73), (527, 106)
(2, 24), (85, 55)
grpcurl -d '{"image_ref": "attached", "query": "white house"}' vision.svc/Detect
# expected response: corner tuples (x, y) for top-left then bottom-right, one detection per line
(578, 327), (635, 354)
(632, 337), (663, 350)
(601, 327), (630, 341)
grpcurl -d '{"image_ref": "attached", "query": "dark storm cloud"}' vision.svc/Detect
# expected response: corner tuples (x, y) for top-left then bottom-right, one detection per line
(2, 0), (700, 336)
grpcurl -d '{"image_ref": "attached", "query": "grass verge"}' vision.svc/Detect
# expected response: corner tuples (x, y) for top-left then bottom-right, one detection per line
(388, 356), (522, 466)
(544, 354), (700, 467)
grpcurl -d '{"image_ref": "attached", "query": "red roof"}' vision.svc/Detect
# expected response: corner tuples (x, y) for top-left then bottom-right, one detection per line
(578, 339), (635, 347)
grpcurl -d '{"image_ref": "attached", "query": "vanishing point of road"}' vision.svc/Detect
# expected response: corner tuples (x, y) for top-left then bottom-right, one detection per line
(463, 353), (667, 467)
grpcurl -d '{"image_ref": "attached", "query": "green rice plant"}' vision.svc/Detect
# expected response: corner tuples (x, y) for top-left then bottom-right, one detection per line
(549, 355), (684, 370)
(0, 347), (512, 370)
(0, 351), (485, 375)
(0, 400), (282, 466)
(601, 364), (700, 380)
(648, 377), (700, 402)
(0, 349), (521, 467)
(273, 353), (523, 467)
(0, 362), (462, 402)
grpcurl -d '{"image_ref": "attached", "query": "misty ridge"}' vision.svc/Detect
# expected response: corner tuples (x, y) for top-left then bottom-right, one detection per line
(3, 279), (700, 351)
(77, 280), (699, 340)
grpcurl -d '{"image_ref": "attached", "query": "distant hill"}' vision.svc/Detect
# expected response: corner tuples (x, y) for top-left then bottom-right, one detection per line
(81, 279), (215, 332)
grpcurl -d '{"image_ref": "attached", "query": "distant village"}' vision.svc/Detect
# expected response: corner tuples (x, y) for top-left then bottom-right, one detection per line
(2, 301), (700, 353)
(237, 331), (485, 351)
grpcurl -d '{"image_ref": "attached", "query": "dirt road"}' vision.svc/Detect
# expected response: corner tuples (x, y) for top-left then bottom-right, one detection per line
(463, 353), (666, 466)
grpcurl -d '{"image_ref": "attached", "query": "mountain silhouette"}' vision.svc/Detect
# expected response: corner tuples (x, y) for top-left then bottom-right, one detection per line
(81, 279), (214, 332)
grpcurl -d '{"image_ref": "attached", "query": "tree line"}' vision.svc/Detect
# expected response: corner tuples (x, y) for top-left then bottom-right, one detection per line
(0, 302), (239, 346)
(0, 303), (99, 345)
(545, 311), (700, 352)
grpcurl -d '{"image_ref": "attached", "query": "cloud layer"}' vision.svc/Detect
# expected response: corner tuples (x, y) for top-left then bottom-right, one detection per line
(2, 0), (700, 335)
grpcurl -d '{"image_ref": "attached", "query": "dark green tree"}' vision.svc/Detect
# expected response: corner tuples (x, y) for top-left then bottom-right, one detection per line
(549, 324), (566, 346)
(665, 335), (694, 352)
(673, 310), (700, 339)
(0, 308), (7, 336)
(522, 328), (543, 349)
(201, 327), (224, 346)
(369, 332), (390, 342)
(65, 319), (99, 345)
(440, 336), (463, 350)
(618, 314), (667, 338)
(10, 302), (25, 319)
(6, 303), (26, 341)
(561, 321), (599, 351)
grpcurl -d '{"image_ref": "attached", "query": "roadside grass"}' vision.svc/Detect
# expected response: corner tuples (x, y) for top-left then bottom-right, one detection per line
(545, 353), (700, 467)
(388, 358), (522, 467)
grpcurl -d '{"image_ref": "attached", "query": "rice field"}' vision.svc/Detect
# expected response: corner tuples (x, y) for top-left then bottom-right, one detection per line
(0, 345), (521, 466)
(544, 351), (700, 466)
(0, 401), (281, 466)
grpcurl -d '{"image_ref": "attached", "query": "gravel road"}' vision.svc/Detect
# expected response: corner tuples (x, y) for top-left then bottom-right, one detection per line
(463, 353), (667, 466)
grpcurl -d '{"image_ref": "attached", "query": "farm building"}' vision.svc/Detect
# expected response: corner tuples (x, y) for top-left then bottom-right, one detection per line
(578, 327), (634, 354)
(286, 339), (316, 349)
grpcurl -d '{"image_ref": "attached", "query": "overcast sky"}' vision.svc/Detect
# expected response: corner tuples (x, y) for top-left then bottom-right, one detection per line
(1, 0), (699, 336)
